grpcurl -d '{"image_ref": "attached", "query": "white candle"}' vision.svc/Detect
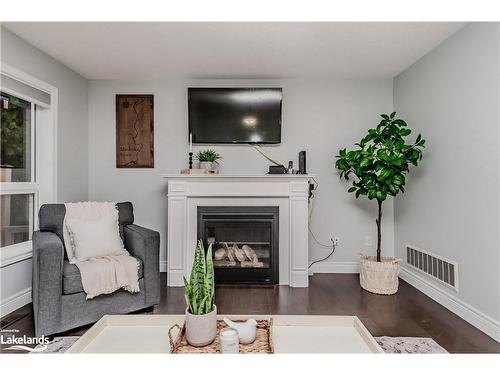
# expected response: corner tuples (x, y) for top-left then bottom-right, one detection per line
(189, 133), (193, 153)
(220, 327), (239, 354)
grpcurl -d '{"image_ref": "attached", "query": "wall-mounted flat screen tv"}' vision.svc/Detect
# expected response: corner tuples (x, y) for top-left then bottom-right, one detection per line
(188, 88), (282, 144)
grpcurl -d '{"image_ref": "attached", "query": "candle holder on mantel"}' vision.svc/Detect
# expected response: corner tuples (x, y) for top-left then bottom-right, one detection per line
(181, 152), (206, 174)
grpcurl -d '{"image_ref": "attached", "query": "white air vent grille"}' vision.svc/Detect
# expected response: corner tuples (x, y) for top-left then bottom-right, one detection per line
(405, 244), (458, 290)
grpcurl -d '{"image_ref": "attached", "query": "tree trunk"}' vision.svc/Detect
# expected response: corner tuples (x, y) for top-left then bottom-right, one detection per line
(376, 200), (382, 262)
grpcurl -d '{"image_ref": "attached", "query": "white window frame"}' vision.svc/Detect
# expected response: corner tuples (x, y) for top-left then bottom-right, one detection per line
(0, 62), (58, 267)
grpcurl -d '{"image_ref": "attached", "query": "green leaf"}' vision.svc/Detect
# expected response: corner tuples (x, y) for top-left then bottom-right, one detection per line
(335, 159), (347, 170)
(359, 158), (371, 168)
(187, 240), (209, 314)
(376, 191), (387, 201)
(399, 129), (411, 137)
(393, 174), (405, 186)
(348, 186), (357, 193)
(183, 276), (193, 313)
(204, 244), (214, 313)
(392, 119), (407, 127)
(390, 112), (396, 119)
(378, 168), (393, 181)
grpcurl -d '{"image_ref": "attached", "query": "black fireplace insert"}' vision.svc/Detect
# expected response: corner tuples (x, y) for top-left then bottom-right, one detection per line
(197, 206), (279, 284)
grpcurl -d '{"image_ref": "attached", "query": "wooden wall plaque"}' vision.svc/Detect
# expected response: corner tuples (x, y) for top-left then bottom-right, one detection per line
(116, 95), (154, 168)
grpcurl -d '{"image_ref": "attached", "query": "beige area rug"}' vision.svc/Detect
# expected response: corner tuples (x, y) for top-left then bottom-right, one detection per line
(28, 336), (447, 354)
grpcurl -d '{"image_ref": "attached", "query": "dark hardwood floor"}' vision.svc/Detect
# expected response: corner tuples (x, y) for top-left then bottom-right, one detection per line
(2, 273), (499, 353)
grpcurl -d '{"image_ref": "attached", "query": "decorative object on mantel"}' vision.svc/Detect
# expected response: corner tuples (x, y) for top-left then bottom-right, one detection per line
(180, 168), (207, 175)
(168, 319), (273, 354)
(336, 112), (426, 295)
(116, 95), (154, 168)
(183, 240), (217, 347)
(189, 132), (193, 169)
(195, 148), (222, 173)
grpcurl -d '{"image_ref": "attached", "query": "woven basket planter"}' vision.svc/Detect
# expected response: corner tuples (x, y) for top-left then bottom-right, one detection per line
(359, 255), (400, 295)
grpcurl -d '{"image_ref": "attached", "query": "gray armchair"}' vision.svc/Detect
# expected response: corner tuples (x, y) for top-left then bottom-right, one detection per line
(32, 202), (160, 337)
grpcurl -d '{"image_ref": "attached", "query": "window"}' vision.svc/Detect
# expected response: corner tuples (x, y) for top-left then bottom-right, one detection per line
(0, 92), (36, 249)
(0, 63), (57, 265)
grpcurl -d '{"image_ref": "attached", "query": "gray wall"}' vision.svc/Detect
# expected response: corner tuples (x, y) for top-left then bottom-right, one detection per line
(87, 78), (395, 270)
(1, 27), (89, 202)
(1, 27), (89, 315)
(394, 23), (500, 322)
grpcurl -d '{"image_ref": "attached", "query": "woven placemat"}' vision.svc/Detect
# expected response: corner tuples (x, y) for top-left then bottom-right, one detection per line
(169, 319), (274, 354)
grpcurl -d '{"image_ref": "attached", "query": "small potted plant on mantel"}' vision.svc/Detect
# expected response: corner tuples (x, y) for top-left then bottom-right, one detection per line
(335, 112), (425, 295)
(184, 240), (217, 346)
(195, 149), (222, 173)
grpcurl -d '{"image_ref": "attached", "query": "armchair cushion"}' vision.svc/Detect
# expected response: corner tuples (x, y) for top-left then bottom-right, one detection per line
(66, 212), (126, 261)
(62, 257), (144, 295)
(38, 201), (135, 259)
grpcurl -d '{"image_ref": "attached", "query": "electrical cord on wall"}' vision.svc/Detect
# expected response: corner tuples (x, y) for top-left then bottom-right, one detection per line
(307, 182), (336, 269)
(251, 145), (333, 268)
(308, 233), (336, 269)
(252, 144), (287, 169)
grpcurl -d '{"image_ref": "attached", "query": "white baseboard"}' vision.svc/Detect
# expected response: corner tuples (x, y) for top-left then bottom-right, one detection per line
(290, 270), (309, 287)
(160, 260), (167, 273)
(399, 266), (500, 343)
(0, 287), (31, 318)
(309, 261), (359, 274)
(168, 269), (184, 286)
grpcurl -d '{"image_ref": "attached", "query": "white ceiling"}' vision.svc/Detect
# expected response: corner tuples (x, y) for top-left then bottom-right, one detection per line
(3, 22), (465, 80)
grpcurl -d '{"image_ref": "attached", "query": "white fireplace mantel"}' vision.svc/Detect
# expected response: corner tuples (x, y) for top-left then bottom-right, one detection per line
(162, 174), (314, 287)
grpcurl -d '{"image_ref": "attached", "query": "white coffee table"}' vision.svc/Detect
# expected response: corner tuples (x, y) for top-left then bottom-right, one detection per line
(67, 314), (383, 353)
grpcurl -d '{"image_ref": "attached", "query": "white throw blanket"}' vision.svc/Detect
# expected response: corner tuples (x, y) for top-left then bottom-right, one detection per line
(63, 202), (140, 300)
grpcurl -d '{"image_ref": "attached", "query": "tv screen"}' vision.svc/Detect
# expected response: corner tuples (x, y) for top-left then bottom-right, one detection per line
(188, 88), (282, 144)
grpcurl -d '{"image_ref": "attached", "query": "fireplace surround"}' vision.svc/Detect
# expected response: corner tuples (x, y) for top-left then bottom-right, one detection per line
(164, 174), (313, 287)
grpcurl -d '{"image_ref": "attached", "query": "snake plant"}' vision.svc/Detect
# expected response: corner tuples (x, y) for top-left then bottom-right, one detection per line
(184, 240), (215, 315)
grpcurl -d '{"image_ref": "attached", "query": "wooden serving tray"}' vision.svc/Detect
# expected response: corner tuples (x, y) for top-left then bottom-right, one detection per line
(169, 319), (273, 354)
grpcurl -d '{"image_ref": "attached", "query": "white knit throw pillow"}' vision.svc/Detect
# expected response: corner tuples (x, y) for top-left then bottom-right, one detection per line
(65, 212), (127, 262)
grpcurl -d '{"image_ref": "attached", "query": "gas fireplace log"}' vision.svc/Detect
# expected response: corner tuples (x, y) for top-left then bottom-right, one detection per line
(242, 244), (259, 263)
(240, 261), (264, 268)
(214, 248), (226, 260)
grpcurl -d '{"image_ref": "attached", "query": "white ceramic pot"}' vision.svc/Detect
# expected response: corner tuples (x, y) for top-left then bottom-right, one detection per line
(185, 305), (217, 347)
(359, 255), (400, 295)
(199, 161), (214, 171)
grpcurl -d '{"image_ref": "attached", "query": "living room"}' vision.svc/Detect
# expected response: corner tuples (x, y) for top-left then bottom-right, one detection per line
(1, 0), (499, 371)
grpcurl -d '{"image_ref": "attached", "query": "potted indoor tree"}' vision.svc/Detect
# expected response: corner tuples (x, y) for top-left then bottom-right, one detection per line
(195, 149), (222, 173)
(335, 112), (425, 295)
(184, 240), (217, 346)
